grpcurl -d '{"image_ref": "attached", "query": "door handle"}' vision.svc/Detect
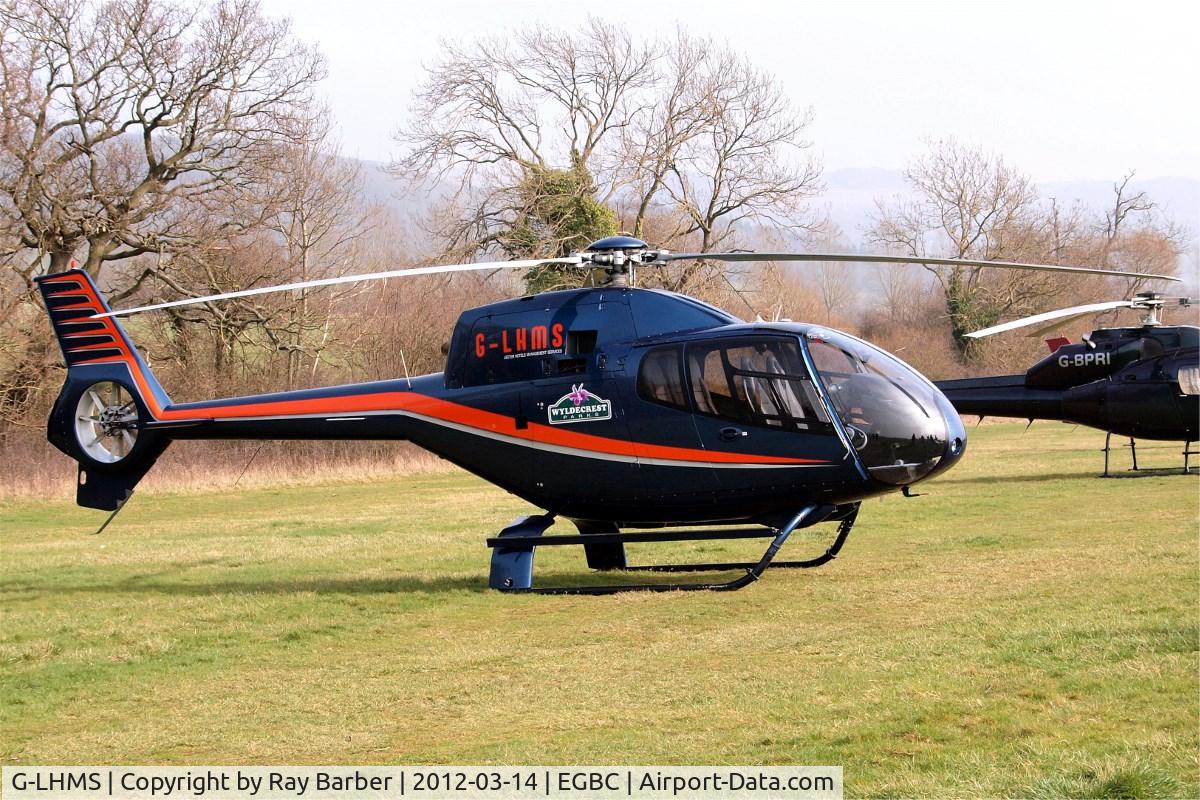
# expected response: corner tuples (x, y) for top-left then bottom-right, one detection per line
(719, 426), (748, 441)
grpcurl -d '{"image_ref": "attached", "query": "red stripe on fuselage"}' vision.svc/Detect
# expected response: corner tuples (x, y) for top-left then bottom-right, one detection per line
(91, 356), (827, 465)
(62, 275), (826, 466)
(157, 391), (824, 465)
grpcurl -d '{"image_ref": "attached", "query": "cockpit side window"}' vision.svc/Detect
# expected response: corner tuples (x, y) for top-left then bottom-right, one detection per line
(685, 338), (831, 431)
(636, 346), (688, 411)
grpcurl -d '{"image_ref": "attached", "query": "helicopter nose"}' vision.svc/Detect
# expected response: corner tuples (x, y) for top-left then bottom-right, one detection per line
(806, 331), (966, 486)
(834, 374), (965, 485)
(927, 389), (968, 479)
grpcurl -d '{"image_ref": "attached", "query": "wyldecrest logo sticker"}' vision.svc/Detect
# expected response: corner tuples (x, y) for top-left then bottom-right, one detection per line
(548, 384), (612, 424)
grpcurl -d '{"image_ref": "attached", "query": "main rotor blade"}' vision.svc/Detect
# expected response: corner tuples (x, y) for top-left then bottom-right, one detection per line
(965, 300), (1134, 339)
(94, 257), (583, 318)
(1023, 311), (1123, 341)
(658, 252), (1180, 282)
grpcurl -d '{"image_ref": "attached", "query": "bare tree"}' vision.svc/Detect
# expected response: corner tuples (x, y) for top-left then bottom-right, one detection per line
(395, 18), (653, 262)
(868, 140), (1062, 355)
(0, 0), (324, 286)
(1095, 173), (1183, 298)
(1101, 173), (1154, 244)
(743, 260), (822, 324)
(792, 225), (855, 325)
(394, 21), (820, 293)
(131, 134), (379, 390)
(152, 232), (286, 379)
(621, 31), (714, 242)
(258, 116), (378, 386)
(657, 53), (819, 246)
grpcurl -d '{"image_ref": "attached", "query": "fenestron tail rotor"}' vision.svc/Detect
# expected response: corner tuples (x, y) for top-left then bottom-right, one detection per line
(94, 235), (1182, 318)
(966, 294), (1196, 339)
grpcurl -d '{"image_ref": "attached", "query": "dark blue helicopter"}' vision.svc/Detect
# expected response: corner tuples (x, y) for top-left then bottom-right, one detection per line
(936, 293), (1198, 475)
(35, 237), (1174, 593)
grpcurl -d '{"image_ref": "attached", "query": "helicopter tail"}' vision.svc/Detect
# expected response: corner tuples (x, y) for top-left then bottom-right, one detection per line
(36, 268), (172, 510)
(934, 374), (1065, 422)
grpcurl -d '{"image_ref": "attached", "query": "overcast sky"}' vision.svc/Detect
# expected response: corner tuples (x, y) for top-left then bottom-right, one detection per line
(261, 0), (1198, 184)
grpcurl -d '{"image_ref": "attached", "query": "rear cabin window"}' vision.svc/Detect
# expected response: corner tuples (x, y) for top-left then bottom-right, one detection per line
(636, 347), (688, 411)
(686, 338), (830, 431)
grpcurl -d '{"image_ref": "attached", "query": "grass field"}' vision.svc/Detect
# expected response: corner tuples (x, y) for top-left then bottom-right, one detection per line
(2, 423), (1197, 798)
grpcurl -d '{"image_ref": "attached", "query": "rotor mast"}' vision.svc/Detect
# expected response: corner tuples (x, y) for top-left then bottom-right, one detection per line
(1136, 293), (1164, 326)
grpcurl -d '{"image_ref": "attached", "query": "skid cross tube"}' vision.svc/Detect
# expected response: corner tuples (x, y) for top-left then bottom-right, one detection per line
(484, 527), (775, 549)
(487, 504), (857, 595)
(624, 506), (859, 573)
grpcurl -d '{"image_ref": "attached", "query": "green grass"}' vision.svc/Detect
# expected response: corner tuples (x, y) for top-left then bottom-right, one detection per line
(2, 424), (1197, 798)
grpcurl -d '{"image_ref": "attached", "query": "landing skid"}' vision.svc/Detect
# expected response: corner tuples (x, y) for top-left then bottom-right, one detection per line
(487, 504), (859, 595)
(1102, 432), (1197, 477)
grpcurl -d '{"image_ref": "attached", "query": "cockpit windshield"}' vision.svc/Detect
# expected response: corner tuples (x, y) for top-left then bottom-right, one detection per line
(805, 330), (949, 484)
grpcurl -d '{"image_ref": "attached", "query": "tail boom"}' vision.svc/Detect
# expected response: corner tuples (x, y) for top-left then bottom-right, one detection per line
(934, 374), (1066, 421)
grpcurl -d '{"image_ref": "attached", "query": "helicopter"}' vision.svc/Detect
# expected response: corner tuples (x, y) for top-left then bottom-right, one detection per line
(35, 236), (1179, 594)
(934, 293), (1199, 476)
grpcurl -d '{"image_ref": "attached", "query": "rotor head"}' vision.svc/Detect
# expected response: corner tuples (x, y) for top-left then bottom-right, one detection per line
(577, 236), (667, 286)
(1130, 292), (1196, 327)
